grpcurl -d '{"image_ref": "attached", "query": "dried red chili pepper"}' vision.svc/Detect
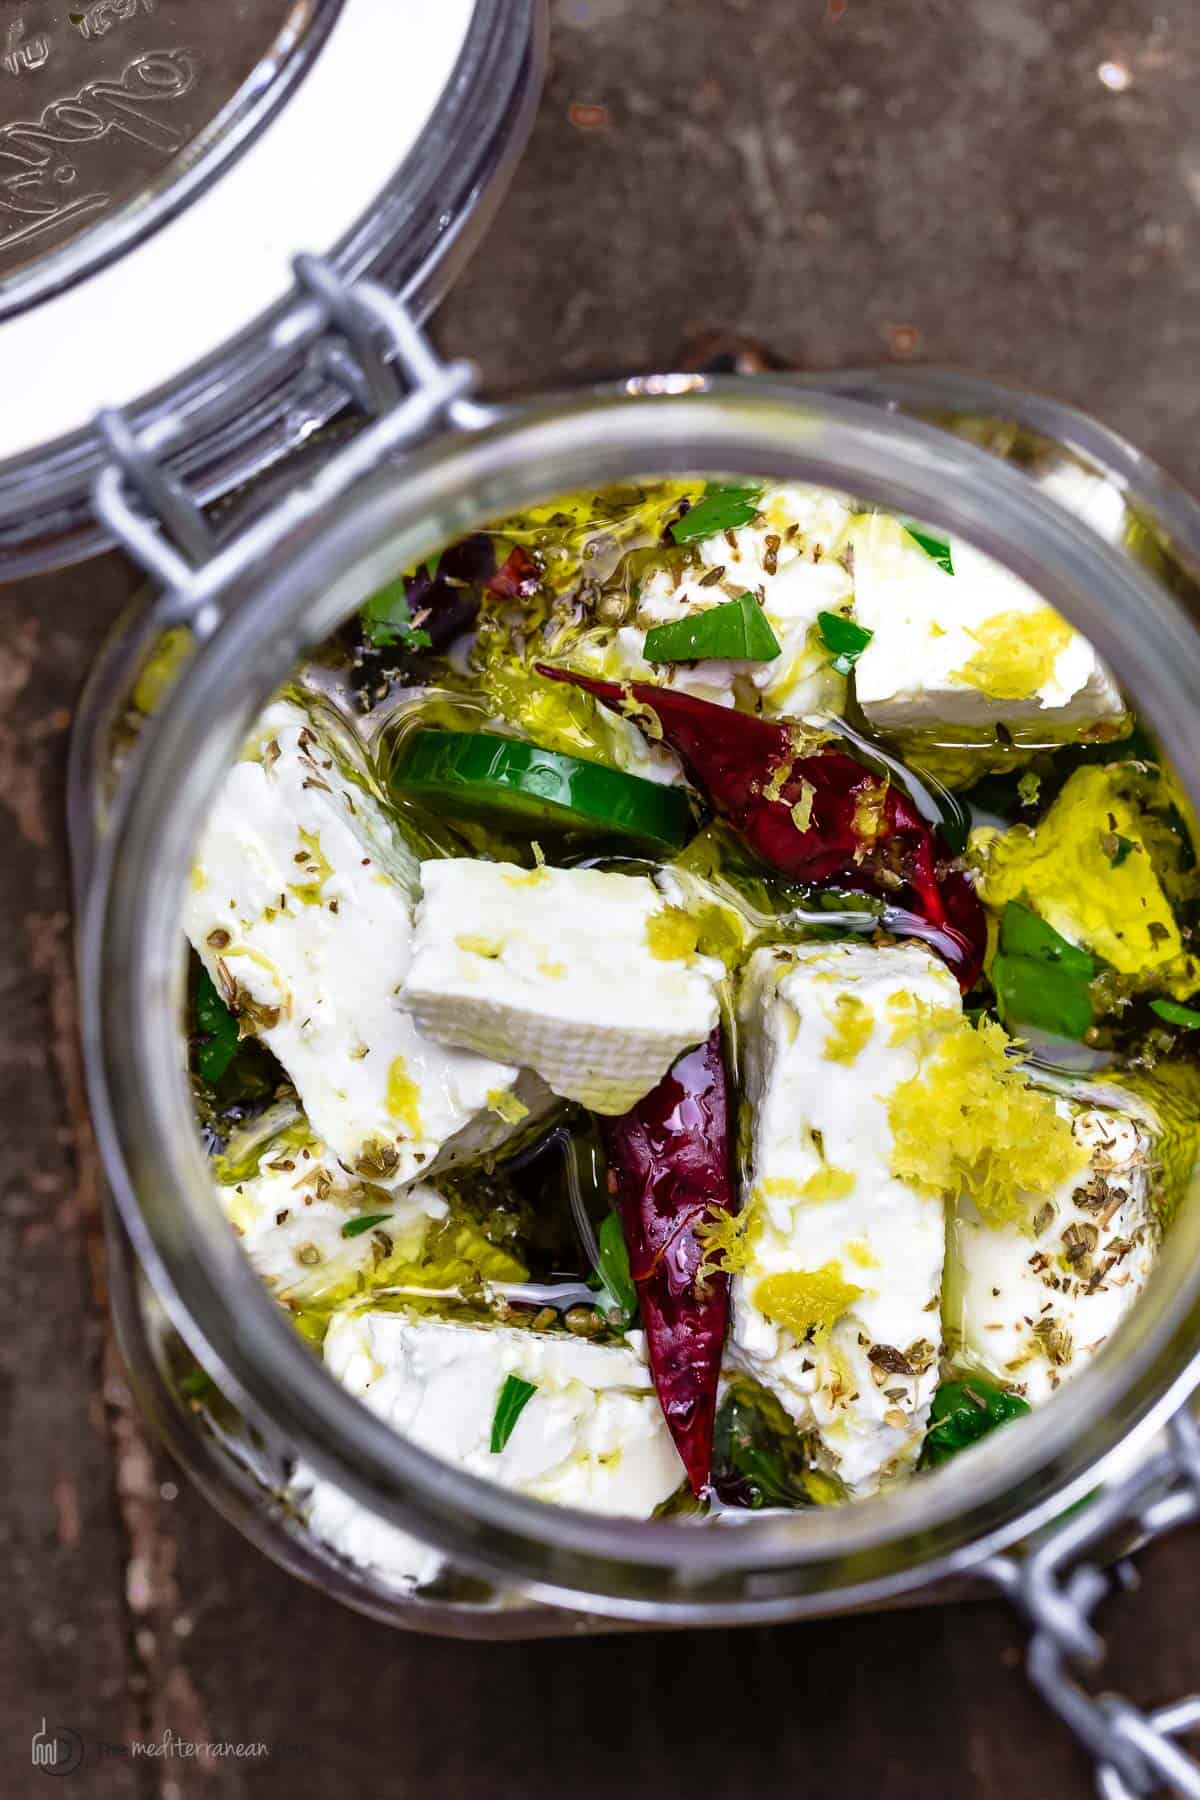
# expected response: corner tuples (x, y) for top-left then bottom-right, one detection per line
(487, 544), (540, 598)
(601, 1029), (734, 1496)
(537, 666), (985, 989)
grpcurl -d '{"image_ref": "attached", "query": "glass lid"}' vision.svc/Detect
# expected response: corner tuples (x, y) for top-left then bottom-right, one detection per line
(0, 0), (339, 316)
(0, 0), (544, 577)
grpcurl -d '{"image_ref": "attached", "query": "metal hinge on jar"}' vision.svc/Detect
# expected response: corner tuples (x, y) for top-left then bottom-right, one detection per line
(91, 253), (495, 629)
(984, 1409), (1200, 1797)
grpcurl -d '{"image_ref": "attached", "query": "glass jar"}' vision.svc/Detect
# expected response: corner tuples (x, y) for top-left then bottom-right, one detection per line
(71, 324), (1200, 1655)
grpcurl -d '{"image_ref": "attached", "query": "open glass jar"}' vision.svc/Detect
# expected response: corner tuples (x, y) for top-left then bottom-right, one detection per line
(69, 269), (1200, 1700)
(22, 0), (1200, 1777)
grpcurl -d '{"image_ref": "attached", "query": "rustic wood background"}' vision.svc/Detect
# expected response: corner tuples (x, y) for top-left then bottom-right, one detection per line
(6, 2), (1200, 1794)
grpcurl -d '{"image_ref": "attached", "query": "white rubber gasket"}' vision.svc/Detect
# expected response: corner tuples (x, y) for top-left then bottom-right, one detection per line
(0, 0), (474, 461)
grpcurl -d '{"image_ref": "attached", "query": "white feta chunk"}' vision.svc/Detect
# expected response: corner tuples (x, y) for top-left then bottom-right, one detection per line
(296, 1312), (685, 1588)
(297, 1468), (444, 1593)
(560, 482), (854, 722)
(624, 556), (852, 716)
(1036, 461), (1128, 545)
(946, 1106), (1159, 1405)
(216, 1116), (446, 1304)
(185, 700), (520, 1187)
(642, 482), (854, 716)
(402, 860), (724, 1113)
(730, 940), (960, 1493)
(851, 513), (1125, 737)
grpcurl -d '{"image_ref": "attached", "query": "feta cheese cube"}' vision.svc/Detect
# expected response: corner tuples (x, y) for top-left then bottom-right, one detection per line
(296, 1312), (685, 1588)
(945, 1106), (1159, 1405)
(625, 554), (852, 716)
(185, 701), (520, 1187)
(216, 1115), (447, 1304)
(297, 1472), (444, 1592)
(1036, 461), (1128, 545)
(646, 483), (854, 715)
(730, 940), (960, 1493)
(851, 513), (1125, 737)
(559, 482), (854, 723)
(402, 860), (724, 1113)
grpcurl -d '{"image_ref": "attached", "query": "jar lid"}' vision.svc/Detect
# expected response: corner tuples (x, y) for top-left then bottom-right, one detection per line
(0, 0), (544, 575)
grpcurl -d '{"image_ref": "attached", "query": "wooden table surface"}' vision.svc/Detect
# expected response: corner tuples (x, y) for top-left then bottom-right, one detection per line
(7, 2), (1200, 1793)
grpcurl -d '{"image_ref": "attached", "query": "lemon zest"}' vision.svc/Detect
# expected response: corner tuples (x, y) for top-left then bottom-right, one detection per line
(754, 1264), (863, 1341)
(456, 932), (503, 957)
(487, 1089), (530, 1126)
(645, 906), (702, 961)
(888, 1016), (1085, 1228)
(853, 779), (889, 850)
(956, 608), (1074, 701)
(887, 989), (960, 1052)
(385, 1055), (423, 1141)
(800, 1166), (856, 1203)
(696, 1203), (759, 1279)
(972, 764), (1195, 990)
(823, 992), (873, 1065)
(757, 1176), (806, 1201)
(763, 758), (795, 804)
(790, 778), (816, 835)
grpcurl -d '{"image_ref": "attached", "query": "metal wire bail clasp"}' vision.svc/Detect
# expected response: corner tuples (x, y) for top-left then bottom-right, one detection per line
(987, 1408), (1200, 1797)
(90, 254), (492, 628)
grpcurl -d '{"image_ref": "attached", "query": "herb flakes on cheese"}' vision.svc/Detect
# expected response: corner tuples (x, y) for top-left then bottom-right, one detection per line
(215, 1114), (444, 1309)
(945, 1104), (1160, 1403)
(184, 700), (521, 1187)
(214, 1111), (532, 1327)
(729, 940), (959, 1493)
(535, 481), (856, 725)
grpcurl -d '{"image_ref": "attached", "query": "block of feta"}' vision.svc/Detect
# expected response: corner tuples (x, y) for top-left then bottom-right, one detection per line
(295, 1311), (685, 1589)
(945, 1105), (1160, 1405)
(1036, 460), (1128, 546)
(216, 1112), (447, 1305)
(851, 512), (1125, 738)
(402, 860), (724, 1113)
(729, 940), (961, 1494)
(559, 482), (854, 722)
(185, 700), (523, 1187)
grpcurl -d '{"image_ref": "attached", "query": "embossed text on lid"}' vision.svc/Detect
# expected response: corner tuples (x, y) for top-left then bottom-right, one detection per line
(0, 0), (339, 315)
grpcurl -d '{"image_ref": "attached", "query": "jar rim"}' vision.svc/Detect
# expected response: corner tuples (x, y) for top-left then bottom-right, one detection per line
(82, 374), (1200, 1615)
